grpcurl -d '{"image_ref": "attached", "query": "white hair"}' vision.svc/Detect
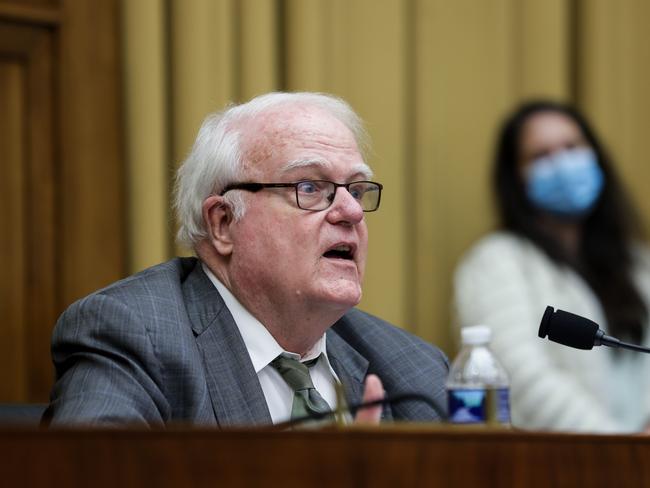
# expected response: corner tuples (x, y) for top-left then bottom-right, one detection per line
(174, 91), (370, 249)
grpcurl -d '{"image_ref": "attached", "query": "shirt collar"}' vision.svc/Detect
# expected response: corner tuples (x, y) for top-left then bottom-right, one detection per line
(201, 263), (330, 372)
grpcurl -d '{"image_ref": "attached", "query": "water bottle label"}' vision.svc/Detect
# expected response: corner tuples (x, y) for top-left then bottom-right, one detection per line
(447, 388), (510, 424)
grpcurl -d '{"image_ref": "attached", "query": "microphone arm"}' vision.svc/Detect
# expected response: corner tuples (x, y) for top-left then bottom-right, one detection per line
(594, 330), (650, 353)
(273, 392), (447, 430)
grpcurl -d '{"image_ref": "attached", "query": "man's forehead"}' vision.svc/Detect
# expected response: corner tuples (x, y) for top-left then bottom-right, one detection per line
(239, 103), (362, 169)
(243, 103), (336, 137)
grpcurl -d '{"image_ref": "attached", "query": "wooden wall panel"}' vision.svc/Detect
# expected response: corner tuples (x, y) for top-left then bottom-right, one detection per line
(0, 0), (125, 402)
(239, 0), (279, 100)
(284, 0), (327, 91)
(23, 23), (56, 400)
(121, 0), (170, 271)
(412, 0), (515, 346)
(0, 61), (27, 400)
(59, 0), (125, 306)
(170, 0), (238, 172)
(0, 21), (56, 401)
(514, 0), (570, 100)
(577, 0), (650, 237)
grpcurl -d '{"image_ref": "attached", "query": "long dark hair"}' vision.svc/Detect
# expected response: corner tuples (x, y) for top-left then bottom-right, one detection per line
(493, 100), (647, 343)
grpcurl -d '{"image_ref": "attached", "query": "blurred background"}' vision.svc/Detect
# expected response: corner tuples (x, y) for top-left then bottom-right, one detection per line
(2, 0), (650, 402)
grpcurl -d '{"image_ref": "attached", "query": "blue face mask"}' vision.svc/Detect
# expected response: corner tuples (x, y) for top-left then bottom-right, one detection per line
(525, 147), (604, 218)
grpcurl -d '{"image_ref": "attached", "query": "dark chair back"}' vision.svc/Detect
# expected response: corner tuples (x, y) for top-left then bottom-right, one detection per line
(0, 404), (47, 426)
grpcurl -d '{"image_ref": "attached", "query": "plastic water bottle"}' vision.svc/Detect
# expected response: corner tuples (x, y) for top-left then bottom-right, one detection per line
(446, 325), (510, 425)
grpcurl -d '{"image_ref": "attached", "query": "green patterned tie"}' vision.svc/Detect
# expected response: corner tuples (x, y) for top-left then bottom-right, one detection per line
(271, 354), (332, 420)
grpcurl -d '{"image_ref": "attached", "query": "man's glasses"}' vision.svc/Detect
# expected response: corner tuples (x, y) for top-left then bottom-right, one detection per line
(220, 180), (383, 212)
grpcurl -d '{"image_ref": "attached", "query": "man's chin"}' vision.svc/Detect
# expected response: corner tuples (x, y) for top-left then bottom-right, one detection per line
(316, 280), (362, 309)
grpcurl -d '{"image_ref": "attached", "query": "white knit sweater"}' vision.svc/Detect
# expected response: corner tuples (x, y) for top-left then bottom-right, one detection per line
(453, 231), (650, 433)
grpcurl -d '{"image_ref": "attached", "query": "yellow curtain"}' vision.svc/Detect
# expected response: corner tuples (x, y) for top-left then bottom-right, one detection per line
(121, 0), (650, 355)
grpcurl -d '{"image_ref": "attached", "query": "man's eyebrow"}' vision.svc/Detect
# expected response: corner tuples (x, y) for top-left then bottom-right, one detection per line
(282, 158), (328, 172)
(282, 159), (373, 179)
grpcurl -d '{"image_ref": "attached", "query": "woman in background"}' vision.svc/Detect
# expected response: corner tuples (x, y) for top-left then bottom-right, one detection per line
(454, 100), (650, 432)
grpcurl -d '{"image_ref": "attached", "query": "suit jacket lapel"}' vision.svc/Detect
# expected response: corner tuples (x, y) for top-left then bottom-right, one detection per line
(326, 327), (368, 412)
(182, 262), (272, 426)
(327, 318), (394, 422)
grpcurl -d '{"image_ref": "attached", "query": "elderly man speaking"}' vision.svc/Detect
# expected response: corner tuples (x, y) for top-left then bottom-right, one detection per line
(45, 92), (448, 427)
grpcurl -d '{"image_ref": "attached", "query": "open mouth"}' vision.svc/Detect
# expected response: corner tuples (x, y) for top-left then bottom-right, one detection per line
(323, 244), (355, 260)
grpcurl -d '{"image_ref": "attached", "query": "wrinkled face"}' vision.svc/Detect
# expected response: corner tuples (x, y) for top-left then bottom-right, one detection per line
(517, 111), (590, 176)
(228, 104), (370, 313)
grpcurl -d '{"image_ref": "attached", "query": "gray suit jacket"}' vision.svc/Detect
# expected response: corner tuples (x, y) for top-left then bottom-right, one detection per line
(45, 258), (448, 427)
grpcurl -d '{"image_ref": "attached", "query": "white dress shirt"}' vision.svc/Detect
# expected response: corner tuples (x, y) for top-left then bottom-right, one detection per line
(202, 264), (342, 424)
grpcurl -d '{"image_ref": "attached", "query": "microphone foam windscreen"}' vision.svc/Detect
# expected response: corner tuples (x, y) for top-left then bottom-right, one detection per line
(539, 307), (599, 350)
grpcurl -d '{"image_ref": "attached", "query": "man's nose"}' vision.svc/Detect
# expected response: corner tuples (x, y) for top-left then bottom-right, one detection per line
(326, 187), (364, 224)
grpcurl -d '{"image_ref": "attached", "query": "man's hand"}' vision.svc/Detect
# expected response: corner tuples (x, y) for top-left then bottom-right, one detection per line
(354, 374), (385, 424)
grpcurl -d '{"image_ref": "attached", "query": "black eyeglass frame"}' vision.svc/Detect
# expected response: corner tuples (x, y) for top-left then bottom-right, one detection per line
(219, 180), (383, 212)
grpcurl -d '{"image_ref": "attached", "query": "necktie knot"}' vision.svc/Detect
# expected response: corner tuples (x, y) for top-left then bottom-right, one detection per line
(271, 354), (331, 420)
(271, 355), (318, 392)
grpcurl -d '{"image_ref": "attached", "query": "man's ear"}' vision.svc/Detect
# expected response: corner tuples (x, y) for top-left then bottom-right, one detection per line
(202, 195), (235, 256)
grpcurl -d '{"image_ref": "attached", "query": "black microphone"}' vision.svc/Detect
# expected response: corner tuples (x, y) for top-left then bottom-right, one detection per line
(538, 305), (650, 353)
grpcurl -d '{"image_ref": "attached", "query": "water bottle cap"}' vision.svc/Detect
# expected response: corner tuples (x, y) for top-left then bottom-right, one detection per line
(461, 325), (492, 345)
